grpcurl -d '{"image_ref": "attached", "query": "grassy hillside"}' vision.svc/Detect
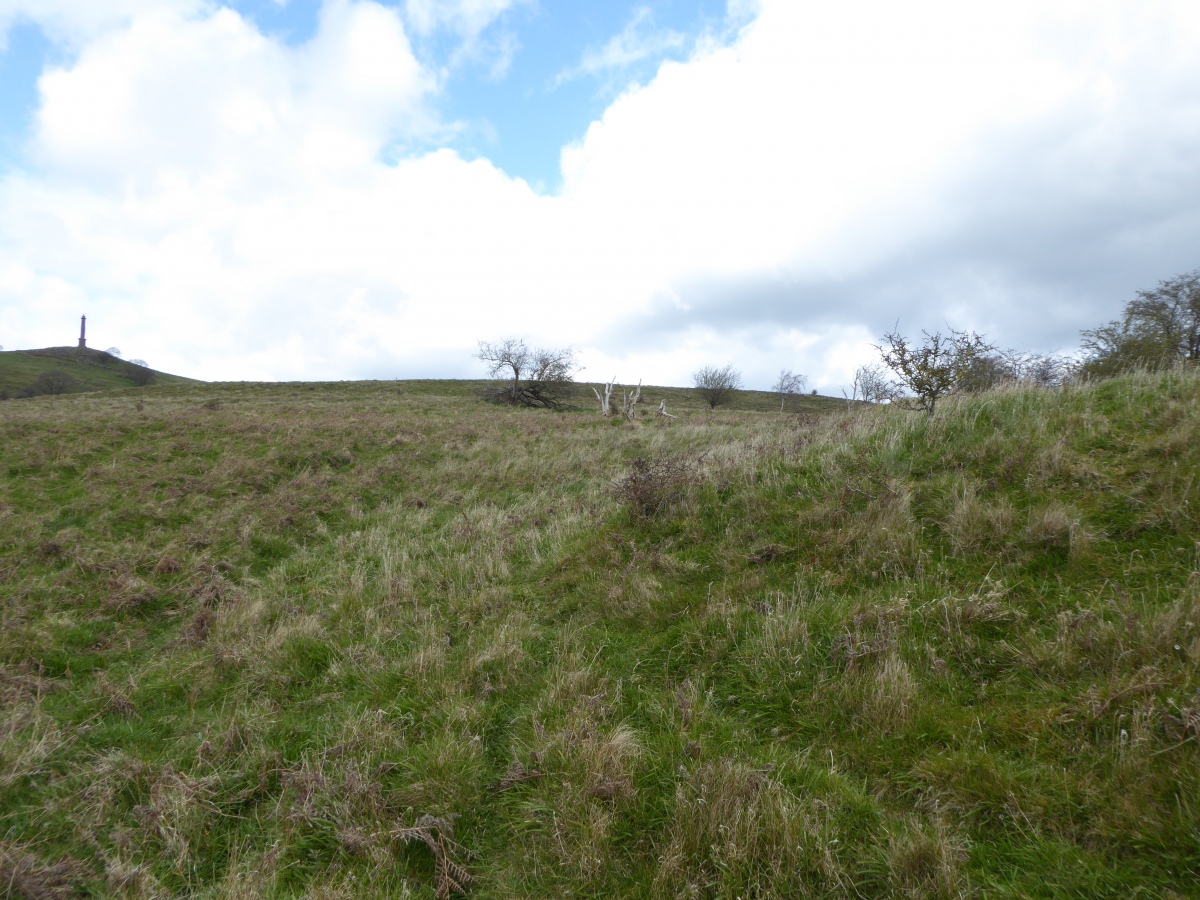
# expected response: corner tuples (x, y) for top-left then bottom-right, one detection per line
(0, 347), (199, 397)
(0, 372), (1197, 898)
(278, 378), (845, 414)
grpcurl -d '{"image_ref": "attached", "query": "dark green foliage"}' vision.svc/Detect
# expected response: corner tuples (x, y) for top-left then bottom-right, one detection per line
(128, 364), (156, 386)
(1081, 269), (1200, 376)
(19, 369), (77, 397)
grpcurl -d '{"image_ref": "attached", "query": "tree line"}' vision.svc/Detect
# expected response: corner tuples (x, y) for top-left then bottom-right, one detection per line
(857, 267), (1199, 415)
(477, 267), (1199, 418)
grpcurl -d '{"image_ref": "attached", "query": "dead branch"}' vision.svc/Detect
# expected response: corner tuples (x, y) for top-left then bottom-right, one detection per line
(621, 380), (642, 420)
(592, 378), (615, 416)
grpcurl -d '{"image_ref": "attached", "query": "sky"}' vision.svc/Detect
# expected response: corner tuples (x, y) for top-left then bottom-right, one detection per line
(0, 0), (1199, 392)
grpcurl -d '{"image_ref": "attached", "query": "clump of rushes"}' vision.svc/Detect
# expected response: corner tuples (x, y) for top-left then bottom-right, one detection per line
(0, 368), (1198, 896)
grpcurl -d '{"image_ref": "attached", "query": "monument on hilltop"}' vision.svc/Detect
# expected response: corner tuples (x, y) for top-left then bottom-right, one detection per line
(78, 315), (87, 349)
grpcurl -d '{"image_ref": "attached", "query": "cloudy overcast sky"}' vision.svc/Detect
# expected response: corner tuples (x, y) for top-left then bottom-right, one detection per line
(1, 0), (1198, 391)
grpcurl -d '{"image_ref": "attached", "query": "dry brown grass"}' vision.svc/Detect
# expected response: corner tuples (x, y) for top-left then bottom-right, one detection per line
(881, 817), (968, 900)
(0, 842), (91, 900)
(944, 480), (1015, 554)
(653, 757), (850, 898)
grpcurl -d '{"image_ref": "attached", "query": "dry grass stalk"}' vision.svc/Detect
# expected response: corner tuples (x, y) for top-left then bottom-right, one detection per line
(1087, 666), (1171, 722)
(864, 653), (918, 731)
(653, 758), (847, 898)
(1026, 504), (1074, 550)
(883, 817), (968, 899)
(945, 481), (1014, 553)
(831, 603), (906, 672)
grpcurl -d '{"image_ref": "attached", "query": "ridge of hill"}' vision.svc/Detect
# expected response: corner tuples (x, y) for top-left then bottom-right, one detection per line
(0, 372), (1197, 897)
(0, 346), (199, 397)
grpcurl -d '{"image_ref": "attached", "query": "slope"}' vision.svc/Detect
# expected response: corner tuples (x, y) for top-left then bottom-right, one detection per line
(0, 372), (1197, 897)
(0, 346), (199, 397)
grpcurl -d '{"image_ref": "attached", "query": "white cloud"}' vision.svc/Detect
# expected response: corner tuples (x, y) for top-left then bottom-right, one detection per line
(34, 1), (433, 185)
(403, 0), (526, 77)
(0, 0), (208, 48)
(554, 7), (686, 87)
(3, 0), (1200, 392)
(404, 0), (519, 38)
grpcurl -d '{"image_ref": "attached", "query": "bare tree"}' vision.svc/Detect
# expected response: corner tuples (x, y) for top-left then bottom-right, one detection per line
(105, 347), (122, 358)
(693, 364), (742, 409)
(876, 328), (995, 416)
(847, 363), (894, 405)
(478, 338), (530, 400)
(772, 369), (807, 411)
(1008, 352), (1073, 388)
(477, 338), (578, 409)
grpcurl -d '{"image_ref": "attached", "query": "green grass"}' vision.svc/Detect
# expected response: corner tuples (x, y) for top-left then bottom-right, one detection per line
(0, 371), (1197, 898)
(0, 347), (199, 397)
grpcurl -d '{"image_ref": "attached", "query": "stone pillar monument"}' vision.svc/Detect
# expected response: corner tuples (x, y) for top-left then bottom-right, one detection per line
(78, 315), (87, 348)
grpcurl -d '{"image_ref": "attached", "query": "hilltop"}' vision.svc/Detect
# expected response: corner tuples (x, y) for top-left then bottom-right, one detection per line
(0, 346), (199, 397)
(0, 372), (1197, 897)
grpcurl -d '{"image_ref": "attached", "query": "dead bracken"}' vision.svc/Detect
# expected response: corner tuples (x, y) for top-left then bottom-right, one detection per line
(393, 814), (471, 899)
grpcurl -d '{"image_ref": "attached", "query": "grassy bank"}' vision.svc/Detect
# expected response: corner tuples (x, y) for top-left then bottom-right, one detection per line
(0, 347), (198, 397)
(1, 372), (1197, 897)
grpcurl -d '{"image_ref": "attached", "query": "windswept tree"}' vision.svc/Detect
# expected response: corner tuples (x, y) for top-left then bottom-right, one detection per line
(476, 338), (578, 409)
(876, 328), (995, 416)
(772, 369), (806, 411)
(692, 364), (742, 409)
(1081, 270), (1200, 376)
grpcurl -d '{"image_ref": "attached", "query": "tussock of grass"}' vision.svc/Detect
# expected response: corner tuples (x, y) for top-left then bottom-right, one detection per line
(1, 370), (1199, 896)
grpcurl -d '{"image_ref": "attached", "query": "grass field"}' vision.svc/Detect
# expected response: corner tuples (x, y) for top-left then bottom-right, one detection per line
(0, 347), (198, 397)
(1, 371), (1198, 898)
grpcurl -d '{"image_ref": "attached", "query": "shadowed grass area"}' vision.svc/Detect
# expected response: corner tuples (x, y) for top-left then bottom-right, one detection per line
(0, 370), (1197, 897)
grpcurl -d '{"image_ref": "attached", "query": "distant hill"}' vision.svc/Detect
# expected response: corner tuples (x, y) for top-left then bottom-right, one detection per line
(0, 352), (842, 410)
(0, 346), (199, 398)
